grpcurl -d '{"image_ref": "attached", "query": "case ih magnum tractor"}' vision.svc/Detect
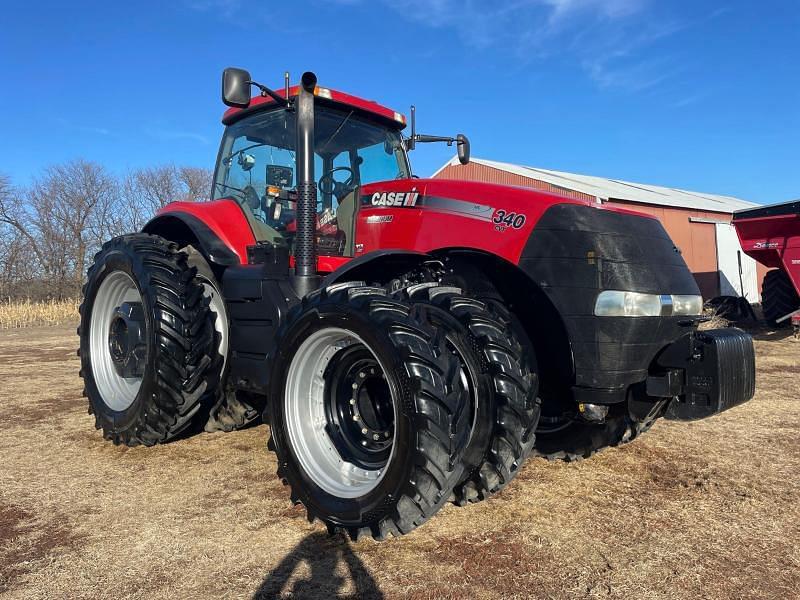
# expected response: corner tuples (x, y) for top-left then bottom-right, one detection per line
(78, 69), (756, 540)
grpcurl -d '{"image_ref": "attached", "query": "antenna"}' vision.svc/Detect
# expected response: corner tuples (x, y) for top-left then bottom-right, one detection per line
(285, 71), (290, 100)
(408, 105), (416, 150)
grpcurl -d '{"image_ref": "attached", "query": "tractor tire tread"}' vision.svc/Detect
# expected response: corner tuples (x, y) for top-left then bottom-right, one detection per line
(762, 269), (799, 327)
(534, 404), (665, 462)
(78, 233), (215, 446)
(394, 283), (541, 505)
(268, 283), (469, 540)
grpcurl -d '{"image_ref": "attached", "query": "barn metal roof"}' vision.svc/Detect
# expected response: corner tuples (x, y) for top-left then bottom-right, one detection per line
(435, 157), (757, 214)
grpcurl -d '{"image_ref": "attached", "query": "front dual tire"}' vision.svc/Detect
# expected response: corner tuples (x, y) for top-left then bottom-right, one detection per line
(390, 283), (541, 505)
(78, 234), (217, 446)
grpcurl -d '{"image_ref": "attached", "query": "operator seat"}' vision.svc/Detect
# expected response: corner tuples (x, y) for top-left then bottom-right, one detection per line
(249, 217), (285, 247)
(336, 190), (358, 256)
(240, 198), (285, 246)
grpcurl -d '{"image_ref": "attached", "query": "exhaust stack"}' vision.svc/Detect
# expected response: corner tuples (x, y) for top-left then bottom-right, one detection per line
(292, 71), (321, 297)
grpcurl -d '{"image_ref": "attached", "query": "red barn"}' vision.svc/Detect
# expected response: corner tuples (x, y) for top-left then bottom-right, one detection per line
(434, 157), (764, 302)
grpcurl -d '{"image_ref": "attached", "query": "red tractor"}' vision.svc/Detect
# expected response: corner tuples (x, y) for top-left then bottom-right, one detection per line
(733, 201), (800, 333)
(78, 69), (756, 540)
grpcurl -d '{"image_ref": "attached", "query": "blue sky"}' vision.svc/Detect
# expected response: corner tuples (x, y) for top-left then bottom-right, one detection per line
(1, 0), (798, 203)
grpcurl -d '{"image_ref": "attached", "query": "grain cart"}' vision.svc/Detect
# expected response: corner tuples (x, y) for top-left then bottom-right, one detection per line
(78, 69), (756, 539)
(733, 201), (800, 333)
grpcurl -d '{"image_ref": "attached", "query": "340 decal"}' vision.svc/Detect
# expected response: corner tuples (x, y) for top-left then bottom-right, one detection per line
(492, 209), (526, 231)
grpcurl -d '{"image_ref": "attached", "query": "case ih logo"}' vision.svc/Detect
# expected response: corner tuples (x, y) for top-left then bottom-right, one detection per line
(370, 191), (419, 207)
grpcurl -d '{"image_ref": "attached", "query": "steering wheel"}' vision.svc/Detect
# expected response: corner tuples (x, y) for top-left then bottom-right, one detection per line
(318, 166), (355, 199)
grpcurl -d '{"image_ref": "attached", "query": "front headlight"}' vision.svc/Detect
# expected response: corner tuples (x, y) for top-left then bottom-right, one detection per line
(594, 291), (702, 317)
(594, 291), (663, 317)
(671, 294), (704, 316)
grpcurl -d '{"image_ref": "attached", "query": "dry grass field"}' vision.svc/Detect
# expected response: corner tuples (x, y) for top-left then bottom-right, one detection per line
(1, 324), (798, 599)
(0, 300), (79, 330)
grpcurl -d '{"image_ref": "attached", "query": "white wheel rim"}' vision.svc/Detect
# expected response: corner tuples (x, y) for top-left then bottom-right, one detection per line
(202, 279), (228, 370)
(284, 327), (397, 498)
(89, 271), (144, 411)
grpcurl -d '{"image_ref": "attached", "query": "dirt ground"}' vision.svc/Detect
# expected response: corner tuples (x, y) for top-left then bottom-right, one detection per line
(1, 325), (798, 599)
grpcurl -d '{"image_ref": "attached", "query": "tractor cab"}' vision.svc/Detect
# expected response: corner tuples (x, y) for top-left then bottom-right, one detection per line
(212, 83), (411, 258)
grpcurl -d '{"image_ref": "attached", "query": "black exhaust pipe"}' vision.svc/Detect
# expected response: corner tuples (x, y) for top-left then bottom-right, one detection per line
(292, 71), (321, 297)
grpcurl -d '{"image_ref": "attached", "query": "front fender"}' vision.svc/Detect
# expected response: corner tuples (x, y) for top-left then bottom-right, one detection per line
(322, 249), (432, 287)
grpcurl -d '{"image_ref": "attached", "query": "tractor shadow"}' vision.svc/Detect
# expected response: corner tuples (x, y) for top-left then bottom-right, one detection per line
(253, 531), (384, 599)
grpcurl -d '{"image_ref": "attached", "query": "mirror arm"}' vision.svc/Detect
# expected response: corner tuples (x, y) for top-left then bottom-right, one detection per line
(248, 80), (291, 108)
(410, 134), (468, 147)
(413, 134), (455, 144)
(404, 104), (469, 165)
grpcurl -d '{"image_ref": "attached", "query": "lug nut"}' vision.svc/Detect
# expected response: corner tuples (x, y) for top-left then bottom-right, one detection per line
(373, 434), (379, 440)
(361, 428), (368, 434)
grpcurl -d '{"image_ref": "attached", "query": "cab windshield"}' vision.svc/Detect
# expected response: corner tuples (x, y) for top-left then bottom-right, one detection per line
(212, 105), (409, 256)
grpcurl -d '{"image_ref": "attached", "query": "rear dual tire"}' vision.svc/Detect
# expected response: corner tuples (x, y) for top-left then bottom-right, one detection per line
(391, 283), (541, 505)
(268, 283), (469, 540)
(185, 247), (264, 434)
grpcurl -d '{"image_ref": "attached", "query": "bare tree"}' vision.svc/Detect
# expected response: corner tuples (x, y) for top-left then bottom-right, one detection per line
(0, 162), (118, 298)
(0, 227), (39, 298)
(121, 165), (212, 230)
(0, 173), (51, 294)
(121, 165), (181, 231)
(179, 166), (213, 201)
(0, 176), (34, 297)
(0, 174), (10, 205)
(0, 173), (40, 262)
(0, 162), (213, 300)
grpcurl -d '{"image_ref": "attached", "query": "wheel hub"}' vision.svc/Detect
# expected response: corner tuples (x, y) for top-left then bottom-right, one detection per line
(325, 348), (394, 470)
(108, 302), (146, 378)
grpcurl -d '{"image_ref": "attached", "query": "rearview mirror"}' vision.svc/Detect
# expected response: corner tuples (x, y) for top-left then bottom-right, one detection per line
(456, 134), (470, 165)
(222, 67), (252, 108)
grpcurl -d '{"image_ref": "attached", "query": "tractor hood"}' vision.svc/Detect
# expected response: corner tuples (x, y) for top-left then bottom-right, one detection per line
(359, 175), (700, 398)
(357, 177), (658, 265)
(406, 177), (591, 208)
(405, 177), (655, 220)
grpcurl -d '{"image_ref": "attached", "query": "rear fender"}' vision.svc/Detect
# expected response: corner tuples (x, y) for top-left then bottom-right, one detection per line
(143, 212), (241, 267)
(144, 199), (256, 265)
